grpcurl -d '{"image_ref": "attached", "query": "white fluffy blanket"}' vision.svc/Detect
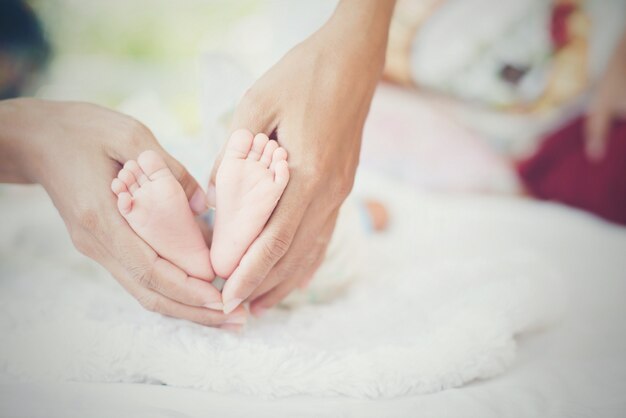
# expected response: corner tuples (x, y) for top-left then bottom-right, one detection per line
(0, 172), (564, 398)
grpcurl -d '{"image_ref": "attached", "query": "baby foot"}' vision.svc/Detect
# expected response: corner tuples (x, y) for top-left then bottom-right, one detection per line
(211, 129), (290, 278)
(111, 150), (214, 280)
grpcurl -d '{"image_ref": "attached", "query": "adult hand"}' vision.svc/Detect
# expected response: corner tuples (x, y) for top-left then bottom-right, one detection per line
(0, 98), (247, 328)
(208, 0), (396, 315)
(585, 30), (626, 161)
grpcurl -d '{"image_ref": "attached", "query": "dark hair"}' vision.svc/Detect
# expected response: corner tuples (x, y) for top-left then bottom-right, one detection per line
(0, 0), (51, 98)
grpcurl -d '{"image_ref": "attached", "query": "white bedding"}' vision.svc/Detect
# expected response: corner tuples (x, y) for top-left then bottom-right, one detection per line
(1, 170), (625, 416)
(0, 170), (562, 395)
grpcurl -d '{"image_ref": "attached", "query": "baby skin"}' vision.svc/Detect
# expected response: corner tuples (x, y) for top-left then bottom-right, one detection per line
(111, 129), (289, 308)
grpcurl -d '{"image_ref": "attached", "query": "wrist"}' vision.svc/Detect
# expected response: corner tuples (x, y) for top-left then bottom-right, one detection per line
(327, 0), (395, 63)
(0, 98), (48, 184)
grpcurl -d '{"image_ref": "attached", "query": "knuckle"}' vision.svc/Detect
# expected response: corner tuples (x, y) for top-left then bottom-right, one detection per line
(137, 294), (160, 313)
(278, 251), (319, 280)
(69, 227), (91, 256)
(273, 264), (299, 283)
(261, 233), (291, 264)
(330, 177), (354, 201)
(75, 207), (100, 233)
(68, 207), (101, 255)
(239, 274), (266, 295)
(132, 263), (158, 290)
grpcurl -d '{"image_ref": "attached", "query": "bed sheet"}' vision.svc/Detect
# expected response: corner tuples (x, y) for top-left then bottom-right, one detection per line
(1, 172), (625, 417)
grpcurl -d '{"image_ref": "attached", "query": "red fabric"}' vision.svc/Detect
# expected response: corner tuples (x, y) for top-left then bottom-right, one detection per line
(550, 2), (576, 49)
(517, 116), (626, 225)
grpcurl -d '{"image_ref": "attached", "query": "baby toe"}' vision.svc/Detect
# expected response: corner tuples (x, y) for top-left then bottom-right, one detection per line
(124, 160), (148, 185)
(137, 150), (170, 180)
(117, 191), (133, 215)
(248, 133), (269, 161)
(273, 159), (290, 188)
(269, 147), (288, 171)
(260, 140), (278, 168)
(118, 168), (139, 194)
(224, 129), (254, 159)
(111, 178), (127, 195)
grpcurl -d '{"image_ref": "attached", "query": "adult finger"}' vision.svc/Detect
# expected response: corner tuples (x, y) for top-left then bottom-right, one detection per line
(249, 208), (338, 300)
(142, 258), (225, 309)
(99, 211), (224, 309)
(98, 231), (245, 326)
(220, 186), (309, 313)
(126, 281), (247, 327)
(248, 210), (338, 313)
(157, 296), (247, 327)
(250, 275), (302, 317)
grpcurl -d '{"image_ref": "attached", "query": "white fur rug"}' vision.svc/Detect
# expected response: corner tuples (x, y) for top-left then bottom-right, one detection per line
(0, 172), (564, 399)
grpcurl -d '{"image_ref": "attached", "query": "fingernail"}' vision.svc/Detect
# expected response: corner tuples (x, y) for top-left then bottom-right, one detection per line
(206, 184), (216, 208)
(189, 187), (209, 214)
(204, 301), (224, 311)
(225, 313), (247, 325)
(223, 298), (243, 315)
(219, 324), (243, 333)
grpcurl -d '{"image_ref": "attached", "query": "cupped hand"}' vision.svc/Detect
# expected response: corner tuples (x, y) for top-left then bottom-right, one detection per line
(6, 99), (246, 328)
(208, 2), (394, 315)
(585, 31), (626, 161)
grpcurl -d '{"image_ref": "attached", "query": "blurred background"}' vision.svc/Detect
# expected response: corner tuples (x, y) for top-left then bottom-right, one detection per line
(5, 0), (338, 137)
(2, 0), (626, 224)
